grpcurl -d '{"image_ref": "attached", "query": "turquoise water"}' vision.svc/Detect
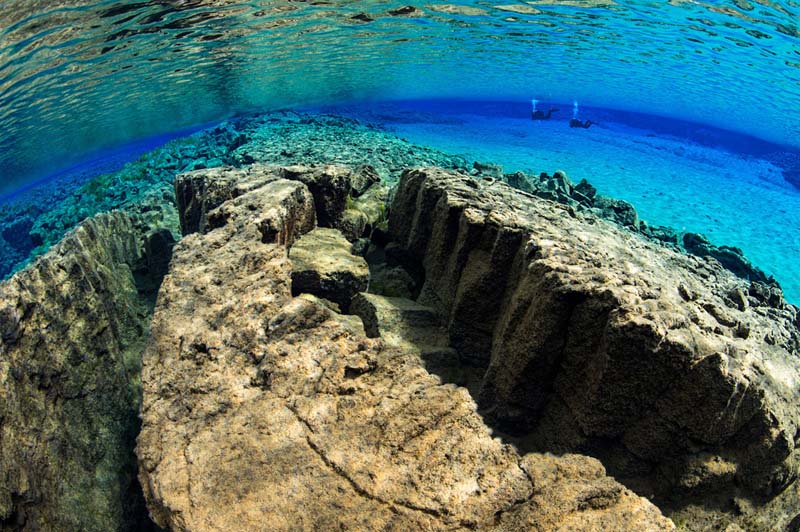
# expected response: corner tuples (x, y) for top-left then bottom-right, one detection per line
(324, 100), (800, 301)
(2, 0), (800, 192)
(1, 1), (800, 300)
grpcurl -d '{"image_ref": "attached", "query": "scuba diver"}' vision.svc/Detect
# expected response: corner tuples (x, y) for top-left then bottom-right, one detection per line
(569, 101), (593, 128)
(569, 118), (593, 128)
(532, 108), (559, 120)
(531, 99), (558, 120)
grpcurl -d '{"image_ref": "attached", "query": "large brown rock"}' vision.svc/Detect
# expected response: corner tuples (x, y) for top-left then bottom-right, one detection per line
(175, 163), (351, 236)
(389, 168), (800, 530)
(0, 212), (158, 531)
(279, 164), (352, 228)
(175, 164), (280, 235)
(339, 184), (389, 242)
(137, 166), (672, 532)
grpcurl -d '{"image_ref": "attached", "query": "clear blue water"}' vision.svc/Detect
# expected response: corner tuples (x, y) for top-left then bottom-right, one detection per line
(322, 99), (800, 301)
(2, 0), (800, 192)
(1, 1), (800, 300)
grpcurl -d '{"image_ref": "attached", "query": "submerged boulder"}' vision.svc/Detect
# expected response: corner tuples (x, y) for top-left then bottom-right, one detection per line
(504, 171), (534, 194)
(176, 163), (355, 237)
(339, 184), (390, 242)
(593, 194), (639, 228)
(279, 164), (352, 228)
(389, 167), (800, 530)
(175, 164), (280, 235)
(473, 161), (503, 178)
(137, 164), (673, 532)
(683, 232), (774, 287)
(350, 163), (381, 197)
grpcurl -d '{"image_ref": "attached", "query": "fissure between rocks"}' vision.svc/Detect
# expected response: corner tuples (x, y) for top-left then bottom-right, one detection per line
(284, 166), (799, 531)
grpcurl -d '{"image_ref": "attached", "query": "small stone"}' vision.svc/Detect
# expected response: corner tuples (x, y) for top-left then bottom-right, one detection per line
(504, 171), (533, 193)
(351, 12), (374, 22)
(473, 161), (503, 178)
(388, 5), (420, 15)
(575, 178), (597, 201)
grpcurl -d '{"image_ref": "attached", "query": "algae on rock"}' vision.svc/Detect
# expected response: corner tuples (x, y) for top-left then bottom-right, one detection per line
(0, 212), (164, 531)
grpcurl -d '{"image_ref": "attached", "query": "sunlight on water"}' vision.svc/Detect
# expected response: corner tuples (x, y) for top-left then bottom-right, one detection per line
(1, 1), (800, 300)
(1, 1), (800, 191)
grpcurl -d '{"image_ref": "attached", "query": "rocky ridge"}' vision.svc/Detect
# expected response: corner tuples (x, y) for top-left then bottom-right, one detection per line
(486, 165), (778, 289)
(1, 156), (798, 531)
(0, 208), (171, 531)
(137, 163), (673, 531)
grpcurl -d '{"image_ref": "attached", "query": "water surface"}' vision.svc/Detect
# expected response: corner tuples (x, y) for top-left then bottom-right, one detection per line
(2, 0), (800, 193)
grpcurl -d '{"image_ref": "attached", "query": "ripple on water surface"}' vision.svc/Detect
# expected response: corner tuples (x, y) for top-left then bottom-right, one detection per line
(1, 0), (800, 193)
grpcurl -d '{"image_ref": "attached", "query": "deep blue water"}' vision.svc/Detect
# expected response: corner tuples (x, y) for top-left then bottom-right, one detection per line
(318, 99), (800, 302)
(0, 123), (214, 204)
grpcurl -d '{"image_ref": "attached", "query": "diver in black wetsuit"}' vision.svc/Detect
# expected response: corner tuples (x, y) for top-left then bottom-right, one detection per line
(531, 108), (558, 120)
(569, 100), (593, 128)
(569, 118), (593, 128)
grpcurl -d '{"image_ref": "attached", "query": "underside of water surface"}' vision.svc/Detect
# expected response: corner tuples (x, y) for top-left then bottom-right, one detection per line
(2, 0), (800, 188)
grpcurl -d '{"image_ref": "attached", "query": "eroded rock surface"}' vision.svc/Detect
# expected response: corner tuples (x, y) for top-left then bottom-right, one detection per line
(500, 170), (774, 284)
(137, 166), (673, 531)
(289, 227), (369, 311)
(176, 163), (355, 237)
(389, 168), (800, 530)
(0, 212), (161, 531)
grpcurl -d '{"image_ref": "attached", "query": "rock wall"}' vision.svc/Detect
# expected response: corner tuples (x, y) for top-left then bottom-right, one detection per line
(497, 168), (776, 286)
(175, 163), (351, 237)
(137, 165), (673, 531)
(0, 212), (161, 531)
(389, 168), (800, 529)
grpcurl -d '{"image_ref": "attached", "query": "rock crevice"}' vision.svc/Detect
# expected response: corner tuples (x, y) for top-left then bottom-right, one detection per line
(388, 167), (800, 531)
(0, 209), (169, 532)
(137, 163), (673, 531)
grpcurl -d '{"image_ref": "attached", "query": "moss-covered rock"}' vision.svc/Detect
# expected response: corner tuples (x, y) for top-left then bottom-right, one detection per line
(0, 212), (162, 531)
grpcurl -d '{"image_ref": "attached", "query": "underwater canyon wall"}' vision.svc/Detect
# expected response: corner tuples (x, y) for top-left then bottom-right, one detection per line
(0, 211), (168, 531)
(389, 168), (800, 530)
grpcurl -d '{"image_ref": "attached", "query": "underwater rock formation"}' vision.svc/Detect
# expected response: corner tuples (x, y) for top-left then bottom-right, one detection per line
(390, 168), (800, 530)
(0, 211), (165, 531)
(2, 156), (796, 531)
(682, 232), (775, 286)
(500, 170), (779, 289)
(137, 164), (673, 531)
